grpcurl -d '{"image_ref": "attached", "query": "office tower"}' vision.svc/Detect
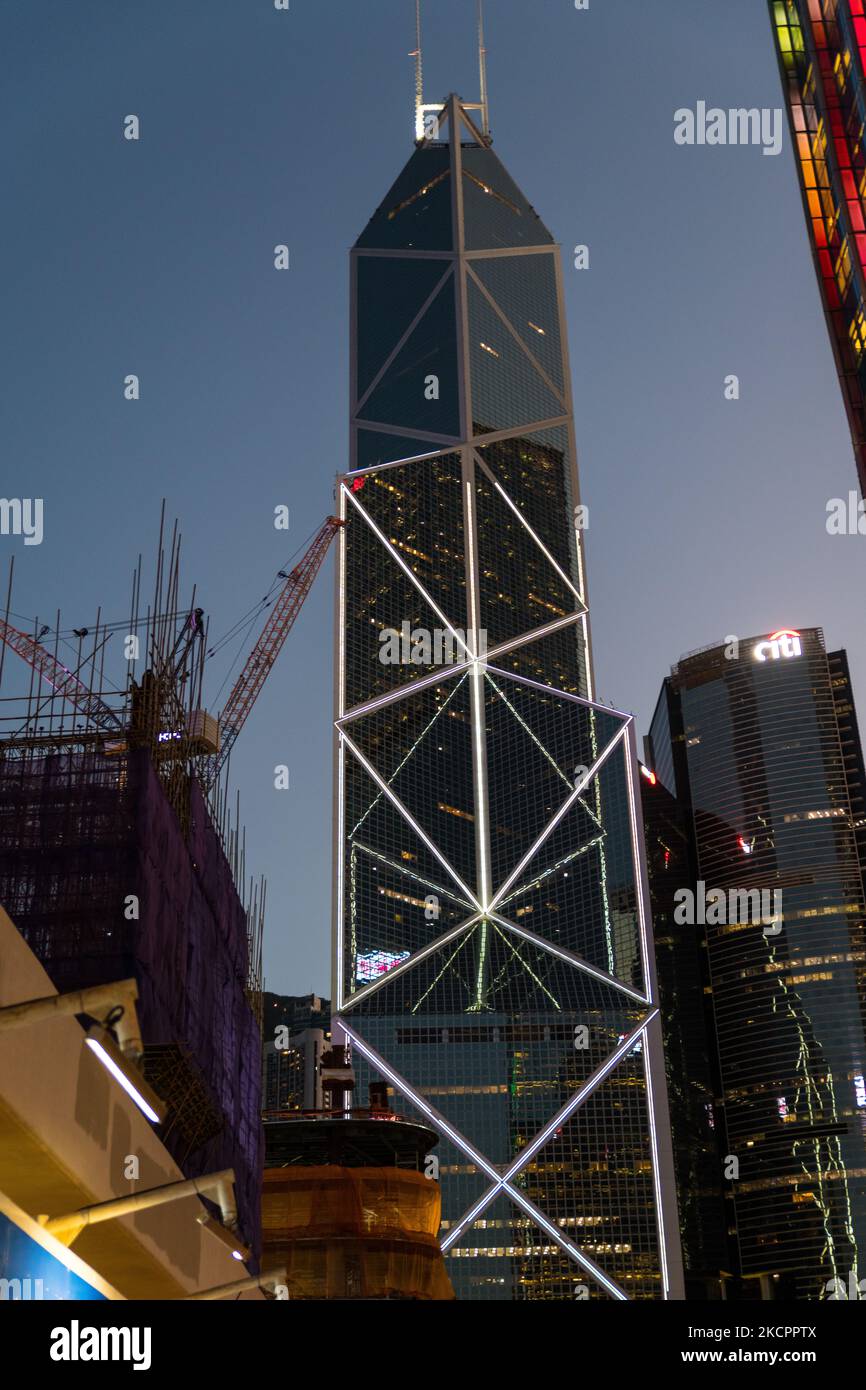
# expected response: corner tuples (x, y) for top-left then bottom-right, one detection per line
(640, 768), (730, 1298)
(332, 91), (682, 1300)
(263, 1030), (326, 1112)
(770, 0), (866, 493)
(649, 627), (866, 1299)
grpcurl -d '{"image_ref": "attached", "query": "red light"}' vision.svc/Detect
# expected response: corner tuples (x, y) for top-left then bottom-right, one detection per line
(351, 477), (366, 492)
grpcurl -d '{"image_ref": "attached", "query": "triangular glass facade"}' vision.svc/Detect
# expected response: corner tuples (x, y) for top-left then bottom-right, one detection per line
(337, 97), (683, 1300)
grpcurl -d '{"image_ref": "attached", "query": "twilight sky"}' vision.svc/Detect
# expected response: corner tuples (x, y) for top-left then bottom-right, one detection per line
(2, 0), (864, 997)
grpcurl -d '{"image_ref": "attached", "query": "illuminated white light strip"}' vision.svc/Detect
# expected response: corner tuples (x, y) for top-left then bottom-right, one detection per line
(346, 674), (470, 843)
(623, 721), (654, 996)
(465, 477), (491, 909)
(338, 660), (472, 726)
(341, 733), (481, 911)
(488, 471), (585, 604)
(497, 833), (604, 907)
(343, 484), (473, 661)
(336, 737), (346, 1008)
(484, 663), (630, 721)
(580, 613), (593, 702)
(345, 446), (452, 477)
(501, 1016), (657, 1183)
(483, 613), (584, 664)
(489, 724), (627, 911)
(504, 1186), (628, 1301)
(341, 1021), (503, 1184)
(487, 912), (650, 1005)
(337, 483), (348, 720)
(352, 839), (472, 911)
(343, 1019), (627, 1298)
(442, 1017), (656, 1278)
(642, 1023), (672, 1301)
(342, 912), (482, 1011)
(84, 1037), (162, 1124)
(484, 669), (575, 792)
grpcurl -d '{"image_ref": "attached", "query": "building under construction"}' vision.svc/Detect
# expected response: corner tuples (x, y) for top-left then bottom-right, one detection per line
(0, 518), (271, 1253)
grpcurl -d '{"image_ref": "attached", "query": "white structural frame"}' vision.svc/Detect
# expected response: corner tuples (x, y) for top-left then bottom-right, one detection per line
(332, 95), (684, 1300)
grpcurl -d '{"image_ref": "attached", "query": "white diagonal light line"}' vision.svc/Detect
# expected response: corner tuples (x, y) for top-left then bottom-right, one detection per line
(500, 1185), (629, 1301)
(346, 672), (469, 838)
(345, 445), (453, 478)
(484, 669), (573, 791)
(474, 454), (585, 605)
(489, 723), (627, 911)
(338, 659), (472, 725)
(483, 613), (585, 664)
(341, 1018), (629, 1301)
(340, 1019), (503, 1184)
(466, 267), (567, 410)
(355, 266), (453, 415)
(341, 732), (482, 911)
(487, 911), (650, 1005)
(343, 483), (472, 660)
(352, 840), (472, 912)
(484, 663), (631, 721)
(442, 1015), (656, 1266)
(497, 832), (604, 907)
(342, 911), (482, 1010)
(501, 1013), (657, 1184)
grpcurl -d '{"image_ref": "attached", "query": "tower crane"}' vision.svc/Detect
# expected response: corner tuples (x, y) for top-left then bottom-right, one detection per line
(201, 515), (344, 792)
(0, 618), (122, 733)
(0, 515), (345, 790)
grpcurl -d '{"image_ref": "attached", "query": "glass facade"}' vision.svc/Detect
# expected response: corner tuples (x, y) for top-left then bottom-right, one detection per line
(334, 97), (682, 1300)
(770, 0), (866, 492)
(651, 629), (866, 1299)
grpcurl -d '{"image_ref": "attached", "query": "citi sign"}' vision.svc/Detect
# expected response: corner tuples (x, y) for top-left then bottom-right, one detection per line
(752, 629), (802, 663)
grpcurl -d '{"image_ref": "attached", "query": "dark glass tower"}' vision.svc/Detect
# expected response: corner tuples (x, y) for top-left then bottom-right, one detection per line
(650, 628), (866, 1299)
(770, 0), (866, 493)
(333, 95), (682, 1300)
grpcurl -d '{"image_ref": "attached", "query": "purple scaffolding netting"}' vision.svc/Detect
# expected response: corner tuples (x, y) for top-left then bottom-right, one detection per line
(0, 746), (263, 1256)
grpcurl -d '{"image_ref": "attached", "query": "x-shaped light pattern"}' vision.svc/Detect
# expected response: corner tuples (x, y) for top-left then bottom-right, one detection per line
(335, 445), (664, 1299)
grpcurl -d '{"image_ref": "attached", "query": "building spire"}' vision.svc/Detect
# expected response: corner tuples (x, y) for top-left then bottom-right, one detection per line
(478, 0), (490, 137)
(412, 0), (425, 142)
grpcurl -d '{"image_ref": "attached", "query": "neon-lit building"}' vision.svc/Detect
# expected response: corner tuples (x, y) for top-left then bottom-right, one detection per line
(770, 0), (866, 493)
(331, 92), (683, 1300)
(648, 628), (866, 1299)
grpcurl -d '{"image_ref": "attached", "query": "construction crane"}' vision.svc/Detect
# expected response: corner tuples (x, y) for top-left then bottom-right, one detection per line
(0, 617), (122, 734)
(0, 516), (344, 787)
(201, 515), (345, 792)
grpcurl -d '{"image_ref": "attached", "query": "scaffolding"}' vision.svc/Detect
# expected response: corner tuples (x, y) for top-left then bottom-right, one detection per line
(0, 510), (266, 1248)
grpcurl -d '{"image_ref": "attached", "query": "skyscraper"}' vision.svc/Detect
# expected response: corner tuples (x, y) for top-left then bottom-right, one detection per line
(770, 0), (866, 494)
(649, 627), (866, 1299)
(331, 88), (682, 1300)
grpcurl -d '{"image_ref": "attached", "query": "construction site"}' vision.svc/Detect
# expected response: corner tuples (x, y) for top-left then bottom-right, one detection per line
(0, 509), (342, 1261)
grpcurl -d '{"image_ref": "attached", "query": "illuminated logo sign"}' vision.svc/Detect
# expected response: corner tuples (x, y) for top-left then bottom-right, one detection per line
(752, 629), (802, 663)
(356, 950), (410, 983)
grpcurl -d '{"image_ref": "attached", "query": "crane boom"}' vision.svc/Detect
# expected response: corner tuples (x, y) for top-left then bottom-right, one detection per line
(203, 515), (344, 790)
(0, 618), (122, 733)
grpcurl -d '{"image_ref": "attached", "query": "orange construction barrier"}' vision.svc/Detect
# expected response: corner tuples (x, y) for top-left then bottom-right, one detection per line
(262, 1166), (455, 1300)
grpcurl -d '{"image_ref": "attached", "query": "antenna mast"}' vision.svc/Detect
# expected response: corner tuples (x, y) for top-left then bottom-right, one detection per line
(478, 0), (490, 137)
(412, 0), (425, 141)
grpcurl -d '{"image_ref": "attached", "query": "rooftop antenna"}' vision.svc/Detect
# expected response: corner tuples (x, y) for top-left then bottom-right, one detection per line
(478, 0), (490, 137)
(412, 0), (425, 141)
